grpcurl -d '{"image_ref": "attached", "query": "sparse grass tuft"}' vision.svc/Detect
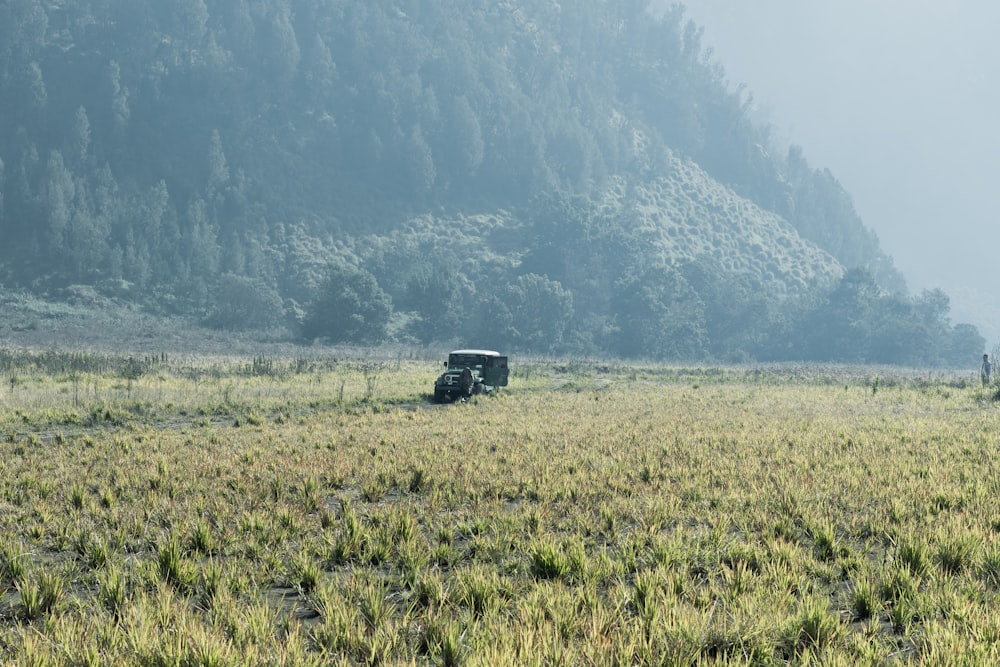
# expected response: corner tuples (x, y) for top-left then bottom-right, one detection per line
(157, 533), (194, 589)
(18, 567), (66, 619)
(936, 532), (979, 576)
(98, 563), (129, 620)
(530, 540), (571, 580)
(849, 573), (881, 621)
(777, 597), (844, 660)
(897, 535), (931, 576)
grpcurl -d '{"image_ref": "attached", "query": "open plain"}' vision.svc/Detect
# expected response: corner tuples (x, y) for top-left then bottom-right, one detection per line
(0, 350), (997, 665)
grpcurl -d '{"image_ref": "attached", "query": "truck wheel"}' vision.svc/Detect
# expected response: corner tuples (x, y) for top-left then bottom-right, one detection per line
(433, 389), (445, 403)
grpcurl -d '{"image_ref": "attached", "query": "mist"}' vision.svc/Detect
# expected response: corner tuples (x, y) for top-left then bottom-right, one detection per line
(679, 0), (1000, 344)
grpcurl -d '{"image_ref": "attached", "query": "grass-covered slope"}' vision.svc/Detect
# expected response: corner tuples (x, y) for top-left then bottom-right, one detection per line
(602, 153), (844, 295)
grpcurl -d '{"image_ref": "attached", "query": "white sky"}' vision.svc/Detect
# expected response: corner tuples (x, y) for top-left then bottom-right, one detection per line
(677, 0), (1000, 342)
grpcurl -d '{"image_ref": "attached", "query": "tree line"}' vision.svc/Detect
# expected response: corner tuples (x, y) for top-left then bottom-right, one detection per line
(298, 192), (979, 367)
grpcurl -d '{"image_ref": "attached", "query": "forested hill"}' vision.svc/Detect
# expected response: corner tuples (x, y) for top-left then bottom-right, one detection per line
(0, 1), (983, 364)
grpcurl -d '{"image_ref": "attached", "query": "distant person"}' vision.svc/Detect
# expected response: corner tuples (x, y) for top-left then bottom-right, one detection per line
(982, 354), (993, 387)
(460, 366), (474, 398)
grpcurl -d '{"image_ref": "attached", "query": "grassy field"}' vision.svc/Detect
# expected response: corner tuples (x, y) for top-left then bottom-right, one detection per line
(0, 350), (998, 665)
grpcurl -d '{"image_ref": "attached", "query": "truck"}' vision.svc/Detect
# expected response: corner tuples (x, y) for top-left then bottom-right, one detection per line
(433, 349), (509, 402)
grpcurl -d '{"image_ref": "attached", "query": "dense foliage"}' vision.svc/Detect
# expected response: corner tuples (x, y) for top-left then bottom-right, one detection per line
(0, 0), (981, 364)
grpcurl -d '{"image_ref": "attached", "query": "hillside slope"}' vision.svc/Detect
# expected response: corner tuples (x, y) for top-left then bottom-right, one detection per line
(0, 0), (979, 364)
(602, 154), (844, 295)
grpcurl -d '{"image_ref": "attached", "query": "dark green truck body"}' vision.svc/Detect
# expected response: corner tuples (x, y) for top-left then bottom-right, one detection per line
(433, 349), (509, 402)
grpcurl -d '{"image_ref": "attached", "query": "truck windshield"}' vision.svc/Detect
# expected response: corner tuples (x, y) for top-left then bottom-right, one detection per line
(449, 354), (486, 369)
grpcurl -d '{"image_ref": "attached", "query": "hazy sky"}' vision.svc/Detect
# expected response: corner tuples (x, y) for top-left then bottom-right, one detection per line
(678, 0), (1000, 342)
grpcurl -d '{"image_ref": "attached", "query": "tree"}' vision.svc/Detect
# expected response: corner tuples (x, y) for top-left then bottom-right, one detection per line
(71, 106), (91, 168)
(404, 261), (466, 344)
(302, 34), (337, 93)
(444, 95), (484, 175)
(259, 1), (301, 83)
(0, 156), (6, 233)
(184, 197), (220, 278)
(302, 262), (393, 343)
(0, 0), (48, 81)
(503, 273), (575, 352)
(158, 0), (209, 45)
(867, 293), (924, 365)
(106, 60), (130, 131)
(801, 268), (880, 362)
(42, 150), (74, 260)
(946, 324), (985, 369)
(680, 258), (771, 361)
(403, 125), (437, 194)
(612, 266), (708, 360)
(24, 61), (46, 109)
(207, 129), (230, 192)
(205, 273), (284, 331)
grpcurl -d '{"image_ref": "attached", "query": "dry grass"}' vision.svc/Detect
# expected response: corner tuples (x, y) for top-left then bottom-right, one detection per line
(0, 351), (996, 664)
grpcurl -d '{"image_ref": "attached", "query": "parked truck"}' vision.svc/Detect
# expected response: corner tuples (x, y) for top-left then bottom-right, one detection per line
(433, 349), (509, 402)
